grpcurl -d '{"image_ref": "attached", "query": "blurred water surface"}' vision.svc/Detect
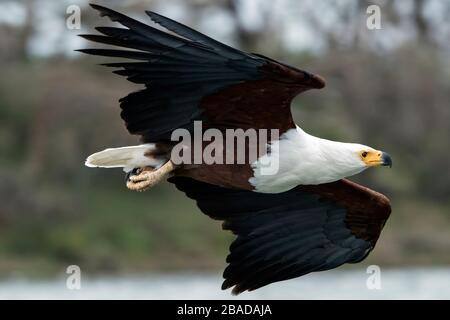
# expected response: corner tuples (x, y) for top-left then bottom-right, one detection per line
(1, 268), (449, 300)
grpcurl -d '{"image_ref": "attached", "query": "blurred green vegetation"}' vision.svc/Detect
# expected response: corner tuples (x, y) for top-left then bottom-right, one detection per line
(0, 181), (231, 276)
(0, 0), (450, 277)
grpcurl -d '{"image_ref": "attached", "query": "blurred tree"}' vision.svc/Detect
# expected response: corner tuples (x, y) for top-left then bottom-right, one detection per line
(413, 0), (431, 44)
(17, 0), (36, 61)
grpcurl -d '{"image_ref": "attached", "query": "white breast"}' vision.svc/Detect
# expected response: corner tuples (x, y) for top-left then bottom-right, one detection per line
(249, 126), (366, 193)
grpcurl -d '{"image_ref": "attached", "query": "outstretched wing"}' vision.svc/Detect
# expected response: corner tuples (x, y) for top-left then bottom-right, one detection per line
(79, 4), (325, 142)
(169, 177), (391, 295)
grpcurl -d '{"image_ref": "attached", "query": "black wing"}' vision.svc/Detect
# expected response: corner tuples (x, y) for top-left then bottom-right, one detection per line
(169, 176), (391, 295)
(79, 4), (324, 142)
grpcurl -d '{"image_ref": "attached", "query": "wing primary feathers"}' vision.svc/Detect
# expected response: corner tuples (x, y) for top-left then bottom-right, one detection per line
(79, 34), (154, 52)
(81, 4), (324, 142)
(89, 4), (187, 48)
(90, 4), (224, 56)
(145, 10), (248, 60)
(76, 48), (154, 60)
(169, 177), (391, 294)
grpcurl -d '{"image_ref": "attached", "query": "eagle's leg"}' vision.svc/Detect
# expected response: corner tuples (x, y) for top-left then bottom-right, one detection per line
(126, 160), (175, 192)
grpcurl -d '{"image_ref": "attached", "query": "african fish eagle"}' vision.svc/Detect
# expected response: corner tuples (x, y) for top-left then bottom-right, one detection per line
(81, 4), (392, 294)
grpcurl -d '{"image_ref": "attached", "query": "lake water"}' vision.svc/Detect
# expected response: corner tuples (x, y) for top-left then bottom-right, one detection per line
(1, 268), (449, 299)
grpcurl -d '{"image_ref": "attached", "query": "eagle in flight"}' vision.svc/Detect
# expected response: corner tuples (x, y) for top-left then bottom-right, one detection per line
(81, 4), (392, 294)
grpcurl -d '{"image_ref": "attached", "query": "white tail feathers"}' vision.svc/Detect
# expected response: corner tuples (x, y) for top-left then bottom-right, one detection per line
(85, 144), (165, 172)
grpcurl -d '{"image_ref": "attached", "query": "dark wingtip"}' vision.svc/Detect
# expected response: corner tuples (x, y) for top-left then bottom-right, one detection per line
(89, 3), (105, 11)
(312, 74), (326, 89)
(89, 3), (115, 18)
(231, 285), (244, 295)
(221, 277), (235, 290)
(145, 10), (156, 18)
(145, 10), (168, 23)
(78, 34), (91, 40)
(221, 281), (241, 296)
(222, 277), (245, 295)
(221, 281), (230, 291)
(95, 26), (108, 33)
(75, 49), (98, 56)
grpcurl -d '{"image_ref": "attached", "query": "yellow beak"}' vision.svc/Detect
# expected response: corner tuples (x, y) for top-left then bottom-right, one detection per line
(364, 151), (392, 167)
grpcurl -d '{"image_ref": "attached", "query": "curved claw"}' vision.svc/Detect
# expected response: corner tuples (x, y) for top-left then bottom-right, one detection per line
(125, 161), (175, 192)
(125, 168), (140, 182)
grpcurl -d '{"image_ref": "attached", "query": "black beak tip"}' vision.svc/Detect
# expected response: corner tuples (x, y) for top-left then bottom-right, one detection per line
(382, 152), (393, 168)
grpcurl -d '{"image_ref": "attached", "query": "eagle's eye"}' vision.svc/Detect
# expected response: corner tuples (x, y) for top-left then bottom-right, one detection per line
(361, 151), (368, 158)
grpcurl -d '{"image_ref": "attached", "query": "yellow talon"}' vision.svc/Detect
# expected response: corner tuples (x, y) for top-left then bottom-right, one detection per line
(126, 161), (175, 192)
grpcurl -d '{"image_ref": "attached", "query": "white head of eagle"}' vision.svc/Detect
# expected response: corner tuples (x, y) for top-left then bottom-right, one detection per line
(250, 126), (392, 193)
